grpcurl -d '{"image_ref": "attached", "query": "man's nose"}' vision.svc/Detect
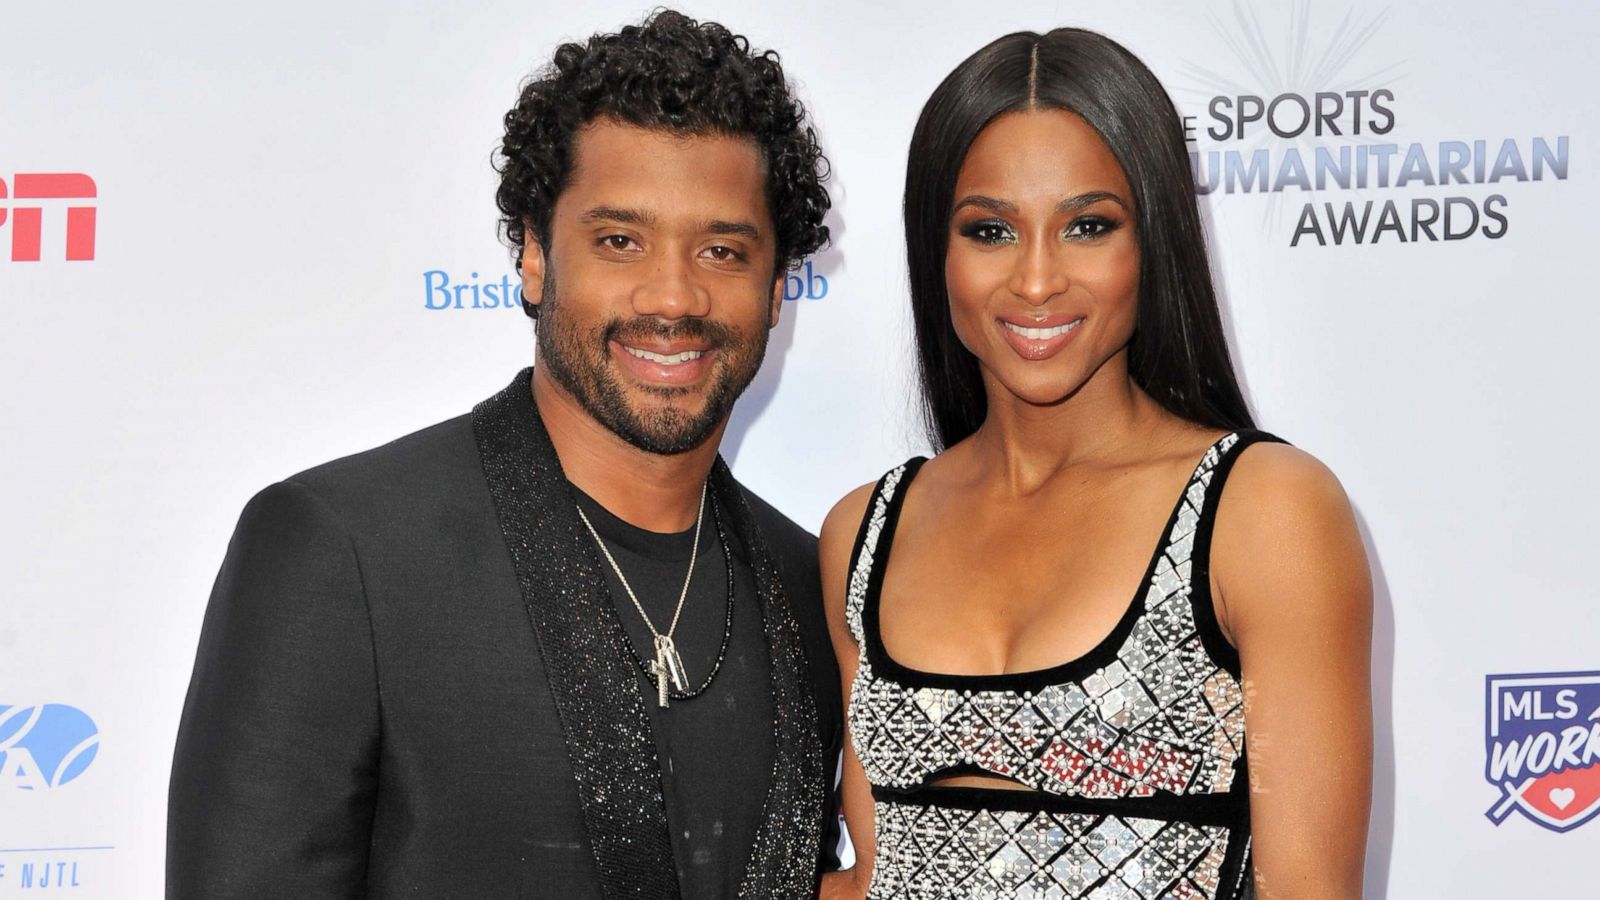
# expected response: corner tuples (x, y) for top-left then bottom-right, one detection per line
(632, 252), (712, 319)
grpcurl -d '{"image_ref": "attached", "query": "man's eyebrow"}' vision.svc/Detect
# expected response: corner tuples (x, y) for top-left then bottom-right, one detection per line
(703, 219), (763, 241)
(578, 206), (655, 226)
(952, 194), (1017, 215)
(1056, 191), (1128, 213)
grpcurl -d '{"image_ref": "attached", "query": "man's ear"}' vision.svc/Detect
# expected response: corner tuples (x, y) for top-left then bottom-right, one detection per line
(768, 272), (785, 329)
(520, 224), (546, 311)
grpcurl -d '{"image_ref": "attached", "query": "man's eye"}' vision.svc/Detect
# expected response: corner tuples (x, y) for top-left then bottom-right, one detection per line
(704, 245), (744, 262)
(600, 234), (636, 251)
(958, 220), (1015, 245)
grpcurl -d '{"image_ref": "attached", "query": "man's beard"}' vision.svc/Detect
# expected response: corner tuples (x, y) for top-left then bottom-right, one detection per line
(534, 265), (769, 455)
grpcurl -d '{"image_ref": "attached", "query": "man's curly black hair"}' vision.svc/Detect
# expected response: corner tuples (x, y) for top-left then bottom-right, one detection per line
(494, 9), (831, 284)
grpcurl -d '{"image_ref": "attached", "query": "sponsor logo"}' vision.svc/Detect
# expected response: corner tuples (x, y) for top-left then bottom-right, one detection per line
(781, 260), (828, 301)
(1179, 5), (1568, 246)
(1485, 671), (1600, 832)
(0, 704), (100, 791)
(0, 855), (96, 891)
(423, 260), (828, 311)
(423, 270), (525, 311)
(0, 174), (97, 261)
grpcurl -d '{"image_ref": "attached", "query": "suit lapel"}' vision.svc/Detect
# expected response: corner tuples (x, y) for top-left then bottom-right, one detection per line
(710, 461), (827, 899)
(473, 372), (679, 900)
(472, 369), (827, 899)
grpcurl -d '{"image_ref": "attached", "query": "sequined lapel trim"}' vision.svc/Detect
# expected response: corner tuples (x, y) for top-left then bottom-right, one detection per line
(709, 457), (826, 900)
(472, 370), (824, 900)
(473, 373), (677, 898)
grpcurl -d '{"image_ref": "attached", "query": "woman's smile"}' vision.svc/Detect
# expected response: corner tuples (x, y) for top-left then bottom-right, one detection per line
(997, 313), (1086, 360)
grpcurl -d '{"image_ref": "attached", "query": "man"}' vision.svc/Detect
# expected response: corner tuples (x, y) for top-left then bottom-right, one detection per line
(167, 11), (841, 898)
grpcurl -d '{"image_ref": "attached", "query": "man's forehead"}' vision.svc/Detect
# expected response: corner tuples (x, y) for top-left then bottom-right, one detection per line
(573, 120), (763, 170)
(574, 115), (758, 147)
(561, 119), (769, 221)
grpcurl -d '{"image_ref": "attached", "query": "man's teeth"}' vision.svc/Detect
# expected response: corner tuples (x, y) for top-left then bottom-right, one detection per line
(623, 346), (706, 365)
(1002, 319), (1082, 340)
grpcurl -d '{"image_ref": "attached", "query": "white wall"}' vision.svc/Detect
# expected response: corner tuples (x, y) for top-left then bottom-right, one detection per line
(2, 1), (1596, 895)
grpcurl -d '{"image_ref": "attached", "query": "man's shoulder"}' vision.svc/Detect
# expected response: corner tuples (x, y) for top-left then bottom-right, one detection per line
(733, 483), (821, 605)
(733, 483), (838, 723)
(278, 412), (484, 523)
(737, 485), (817, 557)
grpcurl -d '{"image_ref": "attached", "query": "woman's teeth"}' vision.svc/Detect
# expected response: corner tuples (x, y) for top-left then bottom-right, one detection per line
(1001, 319), (1082, 340)
(623, 346), (706, 365)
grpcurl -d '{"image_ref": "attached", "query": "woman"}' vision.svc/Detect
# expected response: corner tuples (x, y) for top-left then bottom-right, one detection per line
(820, 28), (1371, 900)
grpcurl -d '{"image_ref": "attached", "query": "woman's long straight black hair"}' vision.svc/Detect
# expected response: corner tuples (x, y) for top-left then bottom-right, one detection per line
(905, 28), (1255, 451)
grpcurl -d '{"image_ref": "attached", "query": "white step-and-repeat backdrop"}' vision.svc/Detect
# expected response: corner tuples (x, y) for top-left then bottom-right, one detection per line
(3, 0), (1595, 896)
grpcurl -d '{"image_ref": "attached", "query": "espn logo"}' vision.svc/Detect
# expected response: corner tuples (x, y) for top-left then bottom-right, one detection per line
(1, 173), (96, 261)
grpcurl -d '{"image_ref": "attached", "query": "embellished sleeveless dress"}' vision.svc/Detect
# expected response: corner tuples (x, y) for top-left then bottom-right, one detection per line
(844, 431), (1281, 899)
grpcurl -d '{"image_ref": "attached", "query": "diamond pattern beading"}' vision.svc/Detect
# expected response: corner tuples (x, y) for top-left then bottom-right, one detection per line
(845, 435), (1255, 898)
(847, 443), (1250, 792)
(869, 799), (1231, 900)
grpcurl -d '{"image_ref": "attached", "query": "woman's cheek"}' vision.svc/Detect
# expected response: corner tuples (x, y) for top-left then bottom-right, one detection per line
(946, 296), (983, 358)
(943, 258), (990, 354)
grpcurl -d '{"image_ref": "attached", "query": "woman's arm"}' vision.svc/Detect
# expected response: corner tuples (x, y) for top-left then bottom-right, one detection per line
(1212, 444), (1373, 900)
(818, 483), (879, 900)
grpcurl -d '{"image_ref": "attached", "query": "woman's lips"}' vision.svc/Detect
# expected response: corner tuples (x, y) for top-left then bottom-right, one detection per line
(997, 315), (1085, 361)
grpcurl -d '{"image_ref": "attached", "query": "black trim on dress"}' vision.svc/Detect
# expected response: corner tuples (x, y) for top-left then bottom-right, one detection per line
(1188, 430), (1288, 679)
(861, 432), (1247, 693)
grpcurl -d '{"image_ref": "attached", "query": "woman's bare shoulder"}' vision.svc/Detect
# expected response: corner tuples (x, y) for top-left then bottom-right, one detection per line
(1223, 439), (1352, 525)
(1212, 438), (1370, 636)
(821, 480), (880, 554)
(818, 479), (888, 631)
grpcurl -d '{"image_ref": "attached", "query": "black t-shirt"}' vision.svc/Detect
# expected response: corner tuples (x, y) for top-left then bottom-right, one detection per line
(573, 487), (776, 898)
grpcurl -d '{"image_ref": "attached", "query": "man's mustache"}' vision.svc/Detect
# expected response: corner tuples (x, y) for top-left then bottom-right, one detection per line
(602, 317), (740, 348)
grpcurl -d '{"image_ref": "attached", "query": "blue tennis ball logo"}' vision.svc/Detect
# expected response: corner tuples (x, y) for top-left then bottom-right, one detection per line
(0, 704), (100, 791)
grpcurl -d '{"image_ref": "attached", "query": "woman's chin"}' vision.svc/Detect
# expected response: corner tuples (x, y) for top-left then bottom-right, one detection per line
(996, 377), (1087, 410)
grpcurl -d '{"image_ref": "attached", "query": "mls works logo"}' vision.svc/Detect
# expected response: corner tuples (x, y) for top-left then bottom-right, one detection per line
(0, 174), (97, 261)
(0, 704), (100, 791)
(1485, 672), (1600, 832)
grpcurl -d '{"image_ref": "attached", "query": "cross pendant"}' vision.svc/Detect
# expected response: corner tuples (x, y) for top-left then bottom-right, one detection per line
(655, 635), (687, 692)
(648, 659), (670, 708)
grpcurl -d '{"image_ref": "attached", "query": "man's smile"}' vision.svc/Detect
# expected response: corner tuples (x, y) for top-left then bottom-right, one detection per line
(611, 338), (717, 386)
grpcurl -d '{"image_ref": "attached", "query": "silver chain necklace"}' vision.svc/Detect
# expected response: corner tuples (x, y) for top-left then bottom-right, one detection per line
(575, 482), (707, 708)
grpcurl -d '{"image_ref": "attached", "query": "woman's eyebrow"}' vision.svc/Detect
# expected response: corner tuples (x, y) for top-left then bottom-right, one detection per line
(952, 191), (1129, 217)
(1056, 190), (1128, 213)
(951, 194), (1018, 215)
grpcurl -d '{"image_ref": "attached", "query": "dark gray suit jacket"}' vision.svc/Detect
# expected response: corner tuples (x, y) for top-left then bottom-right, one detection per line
(167, 412), (843, 898)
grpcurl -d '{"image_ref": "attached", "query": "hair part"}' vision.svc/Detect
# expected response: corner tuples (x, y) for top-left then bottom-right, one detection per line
(494, 9), (830, 289)
(904, 28), (1254, 451)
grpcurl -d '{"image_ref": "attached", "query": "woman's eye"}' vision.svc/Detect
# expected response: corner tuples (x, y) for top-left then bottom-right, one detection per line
(959, 220), (1015, 245)
(1066, 217), (1118, 239)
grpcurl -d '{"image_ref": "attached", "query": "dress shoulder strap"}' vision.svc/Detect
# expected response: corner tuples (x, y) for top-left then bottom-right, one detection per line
(1188, 429), (1289, 533)
(843, 459), (926, 646)
(1181, 429), (1289, 673)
